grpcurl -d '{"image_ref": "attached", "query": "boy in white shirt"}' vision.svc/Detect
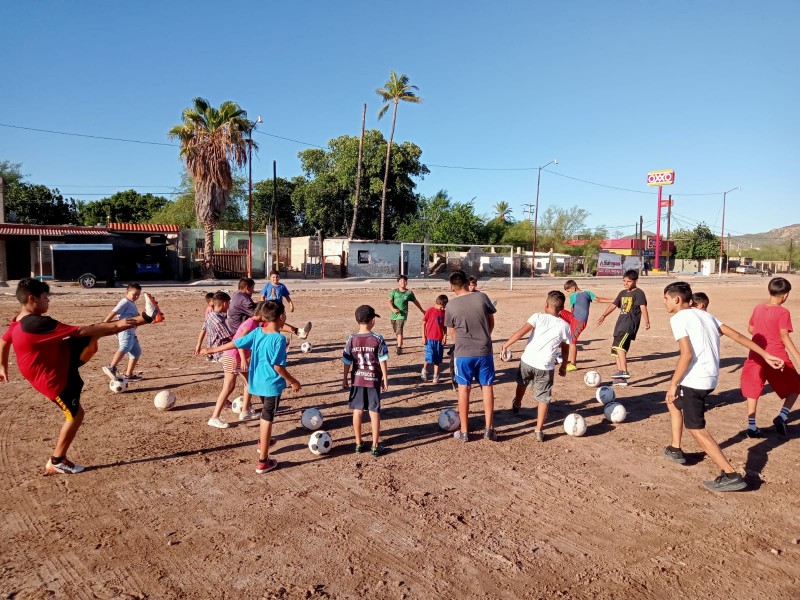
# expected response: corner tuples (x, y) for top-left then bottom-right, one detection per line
(501, 291), (571, 442)
(662, 282), (784, 492)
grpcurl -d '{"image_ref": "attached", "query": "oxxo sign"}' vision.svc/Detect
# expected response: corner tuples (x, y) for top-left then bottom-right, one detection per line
(647, 170), (675, 186)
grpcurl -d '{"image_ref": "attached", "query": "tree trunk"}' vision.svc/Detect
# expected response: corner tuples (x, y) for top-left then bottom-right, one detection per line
(349, 103), (367, 240)
(203, 222), (215, 279)
(379, 101), (399, 241)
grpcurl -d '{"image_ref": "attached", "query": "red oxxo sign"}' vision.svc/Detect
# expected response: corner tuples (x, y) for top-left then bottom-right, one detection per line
(647, 170), (675, 186)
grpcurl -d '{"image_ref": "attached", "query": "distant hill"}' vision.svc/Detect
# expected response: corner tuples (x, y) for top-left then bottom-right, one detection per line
(729, 224), (800, 250)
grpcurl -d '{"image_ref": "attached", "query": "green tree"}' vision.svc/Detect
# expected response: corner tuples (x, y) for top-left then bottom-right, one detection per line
(0, 160), (25, 185)
(395, 190), (485, 245)
(77, 190), (170, 225)
(673, 224), (720, 259)
(500, 220), (534, 248)
(492, 201), (513, 222)
(537, 205), (591, 253)
(168, 97), (254, 278)
(4, 181), (78, 224)
(150, 171), (245, 229)
(376, 71), (422, 240)
(252, 176), (300, 236)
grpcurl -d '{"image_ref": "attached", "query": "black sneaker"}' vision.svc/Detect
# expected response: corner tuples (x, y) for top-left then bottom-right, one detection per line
(371, 444), (386, 457)
(396, 347), (403, 355)
(773, 416), (788, 436)
(746, 427), (763, 439)
(354, 443), (363, 454)
(511, 400), (521, 415)
(663, 446), (686, 464)
(703, 471), (747, 492)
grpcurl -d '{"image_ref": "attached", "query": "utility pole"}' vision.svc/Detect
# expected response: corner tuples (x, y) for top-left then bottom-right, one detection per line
(727, 233), (732, 273)
(348, 103), (367, 240)
(639, 215), (644, 270)
(0, 176), (6, 285)
(272, 161), (278, 273)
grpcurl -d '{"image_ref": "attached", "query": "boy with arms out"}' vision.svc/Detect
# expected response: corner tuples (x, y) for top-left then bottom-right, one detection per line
(387, 274), (424, 354)
(259, 270), (312, 340)
(202, 301), (301, 474)
(661, 282), (783, 492)
(597, 269), (650, 383)
(741, 277), (800, 437)
(0, 278), (162, 474)
(421, 294), (448, 383)
(342, 305), (389, 456)
(560, 279), (612, 372)
(101, 283), (146, 382)
(501, 290), (571, 441)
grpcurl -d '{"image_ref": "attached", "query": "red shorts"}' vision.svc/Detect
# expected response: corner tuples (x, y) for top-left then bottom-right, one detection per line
(741, 357), (800, 399)
(559, 310), (587, 342)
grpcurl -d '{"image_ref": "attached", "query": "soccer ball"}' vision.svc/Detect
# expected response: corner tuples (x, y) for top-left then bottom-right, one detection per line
(595, 385), (616, 405)
(230, 396), (244, 414)
(154, 390), (176, 411)
(300, 342), (312, 353)
(109, 378), (127, 394)
(308, 430), (332, 455)
(437, 408), (460, 432)
(301, 408), (324, 431)
(604, 402), (627, 423)
(499, 348), (513, 363)
(563, 413), (587, 437)
(584, 370), (602, 387)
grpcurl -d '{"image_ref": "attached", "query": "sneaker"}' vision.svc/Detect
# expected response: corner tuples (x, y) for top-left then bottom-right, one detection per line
(207, 417), (230, 429)
(746, 427), (763, 439)
(432, 375), (440, 383)
(297, 322), (312, 339)
(354, 443), (364, 454)
(611, 370), (630, 379)
(371, 445), (385, 457)
(511, 399), (522, 415)
(453, 431), (469, 442)
(663, 446), (686, 464)
(483, 428), (497, 441)
(566, 363), (578, 372)
(45, 458), (84, 475)
(420, 368), (428, 382)
(534, 431), (546, 442)
(124, 374), (143, 382)
(239, 409), (259, 422)
(621, 371), (631, 378)
(102, 365), (118, 381)
(396, 347), (403, 355)
(703, 471), (747, 492)
(255, 458), (278, 474)
(143, 293), (164, 323)
(773, 416), (788, 436)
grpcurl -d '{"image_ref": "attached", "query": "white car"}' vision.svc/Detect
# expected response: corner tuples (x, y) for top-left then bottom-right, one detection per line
(735, 265), (760, 275)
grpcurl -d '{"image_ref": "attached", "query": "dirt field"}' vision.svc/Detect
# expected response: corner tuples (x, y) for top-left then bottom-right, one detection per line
(1, 276), (799, 599)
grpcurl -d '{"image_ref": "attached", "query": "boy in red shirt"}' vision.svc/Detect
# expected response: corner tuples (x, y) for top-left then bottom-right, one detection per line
(421, 295), (449, 383)
(742, 277), (800, 437)
(0, 278), (162, 475)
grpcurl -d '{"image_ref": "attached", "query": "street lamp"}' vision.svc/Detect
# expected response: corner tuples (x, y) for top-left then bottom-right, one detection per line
(718, 186), (739, 278)
(531, 159), (557, 278)
(247, 115), (263, 278)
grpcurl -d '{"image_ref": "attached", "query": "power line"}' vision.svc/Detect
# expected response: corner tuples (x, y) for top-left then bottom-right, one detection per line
(0, 122), (177, 147)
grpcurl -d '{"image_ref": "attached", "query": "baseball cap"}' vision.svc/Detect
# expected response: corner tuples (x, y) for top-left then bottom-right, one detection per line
(355, 305), (380, 323)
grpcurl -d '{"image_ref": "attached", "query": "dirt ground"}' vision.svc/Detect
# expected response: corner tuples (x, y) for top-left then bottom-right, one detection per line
(1, 275), (799, 599)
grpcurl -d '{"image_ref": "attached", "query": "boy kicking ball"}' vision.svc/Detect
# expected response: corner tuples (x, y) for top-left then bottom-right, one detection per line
(0, 278), (163, 475)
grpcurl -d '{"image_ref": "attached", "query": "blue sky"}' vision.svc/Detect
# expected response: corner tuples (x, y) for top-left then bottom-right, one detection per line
(1, 1), (797, 239)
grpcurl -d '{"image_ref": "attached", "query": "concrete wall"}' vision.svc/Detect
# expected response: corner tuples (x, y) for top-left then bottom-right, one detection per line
(346, 241), (421, 278)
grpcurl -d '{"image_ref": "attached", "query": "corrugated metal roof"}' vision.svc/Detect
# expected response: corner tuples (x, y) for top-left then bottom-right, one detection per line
(0, 223), (108, 236)
(108, 223), (180, 233)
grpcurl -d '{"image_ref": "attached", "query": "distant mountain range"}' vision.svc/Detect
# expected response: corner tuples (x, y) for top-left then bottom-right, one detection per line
(728, 224), (800, 249)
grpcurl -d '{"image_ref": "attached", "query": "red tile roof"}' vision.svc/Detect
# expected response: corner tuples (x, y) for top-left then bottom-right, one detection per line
(0, 223), (108, 236)
(108, 223), (180, 233)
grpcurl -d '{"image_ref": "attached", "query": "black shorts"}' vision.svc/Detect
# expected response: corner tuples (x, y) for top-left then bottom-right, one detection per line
(52, 336), (97, 420)
(674, 385), (713, 430)
(256, 395), (281, 422)
(611, 332), (633, 355)
(348, 386), (381, 413)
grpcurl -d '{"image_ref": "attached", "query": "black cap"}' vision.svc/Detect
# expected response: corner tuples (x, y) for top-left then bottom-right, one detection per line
(355, 305), (380, 323)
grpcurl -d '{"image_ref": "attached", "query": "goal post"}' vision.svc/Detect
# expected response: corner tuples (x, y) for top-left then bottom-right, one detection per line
(400, 242), (516, 290)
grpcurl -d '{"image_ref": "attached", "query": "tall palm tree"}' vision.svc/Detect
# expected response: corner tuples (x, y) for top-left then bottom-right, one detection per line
(169, 98), (254, 278)
(493, 201), (512, 222)
(376, 71), (422, 240)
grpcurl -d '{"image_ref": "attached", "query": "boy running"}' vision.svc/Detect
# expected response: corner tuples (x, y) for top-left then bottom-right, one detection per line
(387, 275), (424, 354)
(342, 305), (389, 456)
(661, 282), (783, 492)
(560, 279), (611, 372)
(741, 277), (800, 438)
(259, 270), (312, 340)
(101, 283), (146, 382)
(0, 278), (162, 475)
(501, 291), (571, 441)
(421, 294), (448, 383)
(597, 269), (650, 382)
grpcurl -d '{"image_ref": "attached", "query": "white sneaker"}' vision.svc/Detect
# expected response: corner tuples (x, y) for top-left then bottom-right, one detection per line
(239, 409), (260, 422)
(207, 417), (230, 429)
(432, 375), (440, 383)
(420, 368), (428, 382)
(297, 322), (312, 339)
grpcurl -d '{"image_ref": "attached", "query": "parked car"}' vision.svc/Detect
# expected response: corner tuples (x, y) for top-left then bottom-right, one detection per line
(735, 265), (761, 275)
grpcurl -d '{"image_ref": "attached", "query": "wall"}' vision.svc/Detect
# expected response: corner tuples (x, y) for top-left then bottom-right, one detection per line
(347, 241), (421, 278)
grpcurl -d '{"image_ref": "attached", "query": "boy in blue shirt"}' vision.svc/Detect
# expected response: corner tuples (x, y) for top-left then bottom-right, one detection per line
(561, 280), (612, 372)
(202, 301), (301, 474)
(259, 270), (312, 341)
(101, 283), (145, 382)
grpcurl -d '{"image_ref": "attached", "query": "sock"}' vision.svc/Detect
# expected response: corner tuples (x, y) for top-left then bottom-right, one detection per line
(51, 456), (64, 465)
(748, 417), (757, 431)
(779, 407), (789, 421)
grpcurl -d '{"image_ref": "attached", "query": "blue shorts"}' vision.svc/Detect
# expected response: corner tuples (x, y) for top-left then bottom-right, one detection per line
(117, 330), (142, 359)
(454, 355), (496, 387)
(424, 340), (444, 364)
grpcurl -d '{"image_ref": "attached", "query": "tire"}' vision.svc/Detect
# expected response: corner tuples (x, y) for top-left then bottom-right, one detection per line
(78, 273), (97, 288)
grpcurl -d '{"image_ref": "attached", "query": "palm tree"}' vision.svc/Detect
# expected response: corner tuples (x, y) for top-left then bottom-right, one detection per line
(169, 98), (254, 278)
(493, 201), (512, 223)
(376, 71), (422, 240)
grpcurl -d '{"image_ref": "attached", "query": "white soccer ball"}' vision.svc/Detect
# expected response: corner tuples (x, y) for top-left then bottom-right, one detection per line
(154, 390), (176, 411)
(308, 430), (332, 455)
(584, 370), (602, 387)
(230, 396), (244, 414)
(563, 413), (587, 437)
(300, 342), (312, 353)
(301, 408), (324, 431)
(604, 402), (627, 423)
(499, 348), (513, 363)
(109, 378), (128, 394)
(595, 385), (616, 405)
(437, 408), (460, 432)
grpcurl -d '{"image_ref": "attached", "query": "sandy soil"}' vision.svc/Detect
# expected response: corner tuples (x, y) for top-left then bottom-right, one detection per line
(1, 276), (798, 599)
